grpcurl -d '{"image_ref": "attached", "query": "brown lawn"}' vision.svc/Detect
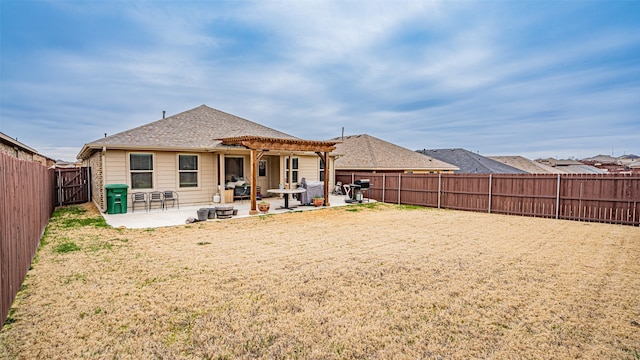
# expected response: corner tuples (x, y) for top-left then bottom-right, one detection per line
(1, 202), (639, 359)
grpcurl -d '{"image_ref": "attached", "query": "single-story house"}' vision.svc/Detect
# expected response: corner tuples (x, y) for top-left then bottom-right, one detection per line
(77, 105), (338, 214)
(332, 134), (458, 174)
(418, 148), (526, 174)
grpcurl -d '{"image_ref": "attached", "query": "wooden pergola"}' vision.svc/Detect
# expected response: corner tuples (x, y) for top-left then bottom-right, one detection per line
(220, 136), (338, 215)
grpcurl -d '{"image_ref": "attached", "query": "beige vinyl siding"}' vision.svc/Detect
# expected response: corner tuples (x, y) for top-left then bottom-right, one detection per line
(154, 152), (217, 207)
(104, 150), (128, 185)
(298, 155), (321, 182)
(105, 150), (218, 209)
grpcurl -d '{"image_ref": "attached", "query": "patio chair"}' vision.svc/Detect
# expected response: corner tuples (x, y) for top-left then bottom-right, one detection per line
(163, 190), (179, 209)
(148, 191), (165, 211)
(233, 184), (250, 203)
(131, 192), (148, 213)
(333, 181), (344, 195)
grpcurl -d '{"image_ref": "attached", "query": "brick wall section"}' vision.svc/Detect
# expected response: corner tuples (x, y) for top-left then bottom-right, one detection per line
(86, 150), (105, 211)
(0, 142), (34, 162)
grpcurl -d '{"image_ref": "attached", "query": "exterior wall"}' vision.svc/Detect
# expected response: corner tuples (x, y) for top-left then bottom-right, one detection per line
(103, 150), (218, 209)
(89, 148), (336, 209)
(279, 154), (335, 191)
(0, 142), (35, 162)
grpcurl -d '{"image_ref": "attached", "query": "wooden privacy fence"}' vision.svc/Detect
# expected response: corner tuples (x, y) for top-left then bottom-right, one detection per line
(1, 152), (55, 329)
(336, 172), (640, 226)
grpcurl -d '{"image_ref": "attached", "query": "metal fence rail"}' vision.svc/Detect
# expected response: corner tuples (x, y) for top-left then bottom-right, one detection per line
(336, 172), (640, 226)
(1, 152), (55, 329)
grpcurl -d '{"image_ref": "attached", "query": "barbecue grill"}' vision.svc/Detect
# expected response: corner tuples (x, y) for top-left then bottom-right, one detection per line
(348, 179), (369, 203)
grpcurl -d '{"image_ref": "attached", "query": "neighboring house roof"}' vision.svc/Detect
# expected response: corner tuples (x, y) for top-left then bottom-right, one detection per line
(418, 148), (526, 174)
(535, 158), (606, 174)
(558, 164), (607, 174)
(536, 158), (584, 167)
(489, 156), (564, 174)
(629, 160), (640, 169)
(0, 131), (38, 154)
(619, 154), (639, 160)
(78, 105), (298, 159)
(331, 134), (459, 172)
(583, 154), (618, 164)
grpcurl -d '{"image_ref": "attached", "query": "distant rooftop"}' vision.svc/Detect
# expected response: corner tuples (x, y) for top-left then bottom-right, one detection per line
(418, 148), (526, 174)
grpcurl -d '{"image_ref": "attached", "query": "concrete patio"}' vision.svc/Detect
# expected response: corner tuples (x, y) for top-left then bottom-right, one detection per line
(102, 194), (372, 228)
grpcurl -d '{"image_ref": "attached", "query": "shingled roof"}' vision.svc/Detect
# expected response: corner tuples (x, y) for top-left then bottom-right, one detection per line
(489, 156), (564, 174)
(331, 134), (458, 172)
(78, 105), (298, 159)
(418, 148), (526, 174)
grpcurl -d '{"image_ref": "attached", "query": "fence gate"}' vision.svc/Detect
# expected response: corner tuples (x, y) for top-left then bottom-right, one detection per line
(55, 167), (90, 206)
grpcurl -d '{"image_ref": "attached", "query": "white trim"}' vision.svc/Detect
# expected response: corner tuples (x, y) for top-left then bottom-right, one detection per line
(176, 153), (201, 190)
(128, 152), (155, 190)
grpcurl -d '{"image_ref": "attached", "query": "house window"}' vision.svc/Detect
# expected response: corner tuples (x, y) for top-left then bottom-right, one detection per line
(259, 160), (267, 177)
(319, 158), (325, 182)
(130, 153), (153, 189)
(225, 157), (244, 181)
(179, 154), (198, 188)
(285, 157), (298, 183)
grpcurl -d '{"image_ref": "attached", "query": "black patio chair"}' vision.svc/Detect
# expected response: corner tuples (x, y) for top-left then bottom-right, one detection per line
(131, 192), (148, 213)
(163, 190), (179, 209)
(148, 191), (164, 211)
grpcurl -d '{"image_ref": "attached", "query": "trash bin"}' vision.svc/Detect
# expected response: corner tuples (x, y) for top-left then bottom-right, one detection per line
(105, 184), (129, 214)
(197, 208), (209, 221)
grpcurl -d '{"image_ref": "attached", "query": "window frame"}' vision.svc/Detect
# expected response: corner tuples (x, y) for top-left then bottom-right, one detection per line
(177, 153), (200, 189)
(285, 156), (299, 184)
(129, 152), (154, 190)
(319, 157), (325, 182)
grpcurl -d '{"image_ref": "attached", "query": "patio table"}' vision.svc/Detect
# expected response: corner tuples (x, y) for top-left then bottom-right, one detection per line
(267, 188), (306, 210)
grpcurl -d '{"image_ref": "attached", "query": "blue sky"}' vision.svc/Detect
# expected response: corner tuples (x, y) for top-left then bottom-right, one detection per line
(1, 1), (638, 161)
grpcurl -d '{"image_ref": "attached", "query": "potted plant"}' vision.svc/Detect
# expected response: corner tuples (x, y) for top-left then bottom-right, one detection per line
(257, 201), (270, 213)
(312, 195), (324, 207)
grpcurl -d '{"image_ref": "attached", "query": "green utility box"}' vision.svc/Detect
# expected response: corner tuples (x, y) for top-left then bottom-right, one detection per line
(105, 184), (129, 214)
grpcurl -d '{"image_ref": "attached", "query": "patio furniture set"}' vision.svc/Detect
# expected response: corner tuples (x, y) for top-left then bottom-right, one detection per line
(131, 190), (179, 212)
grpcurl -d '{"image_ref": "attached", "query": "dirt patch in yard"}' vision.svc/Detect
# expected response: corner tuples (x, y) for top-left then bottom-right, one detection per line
(1, 202), (640, 359)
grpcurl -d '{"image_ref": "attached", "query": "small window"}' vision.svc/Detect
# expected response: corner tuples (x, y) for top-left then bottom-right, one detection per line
(259, 160), (267, 177)
(130, 153), (153, 189)
(285, 157), (299, 183)
(319, 158), (325, 182)
(179, 154), (198, 188)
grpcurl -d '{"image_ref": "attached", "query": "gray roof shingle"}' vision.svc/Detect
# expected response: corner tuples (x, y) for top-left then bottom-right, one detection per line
(489, 156), (564, 174)
(418, 148), (526, 174)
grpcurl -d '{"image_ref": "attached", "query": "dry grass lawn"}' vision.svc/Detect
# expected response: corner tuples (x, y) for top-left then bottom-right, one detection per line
(1, 202), (640, 359)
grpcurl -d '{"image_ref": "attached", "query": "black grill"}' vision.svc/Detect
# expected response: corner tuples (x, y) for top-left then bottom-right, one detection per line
(355, 179), (370, 189)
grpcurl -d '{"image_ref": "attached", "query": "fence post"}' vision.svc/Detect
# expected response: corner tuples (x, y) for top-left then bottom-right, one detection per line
(438, 173), (441, 209)
(398, 173), (401, 205)
(555, 174), (561, 220)
(382, 174), (386, 203)
(488, 174), (492, 214)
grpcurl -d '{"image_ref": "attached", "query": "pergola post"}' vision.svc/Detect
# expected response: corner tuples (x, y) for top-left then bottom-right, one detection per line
(249, 149), (258, 215)
(316, 151), (330, 206)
